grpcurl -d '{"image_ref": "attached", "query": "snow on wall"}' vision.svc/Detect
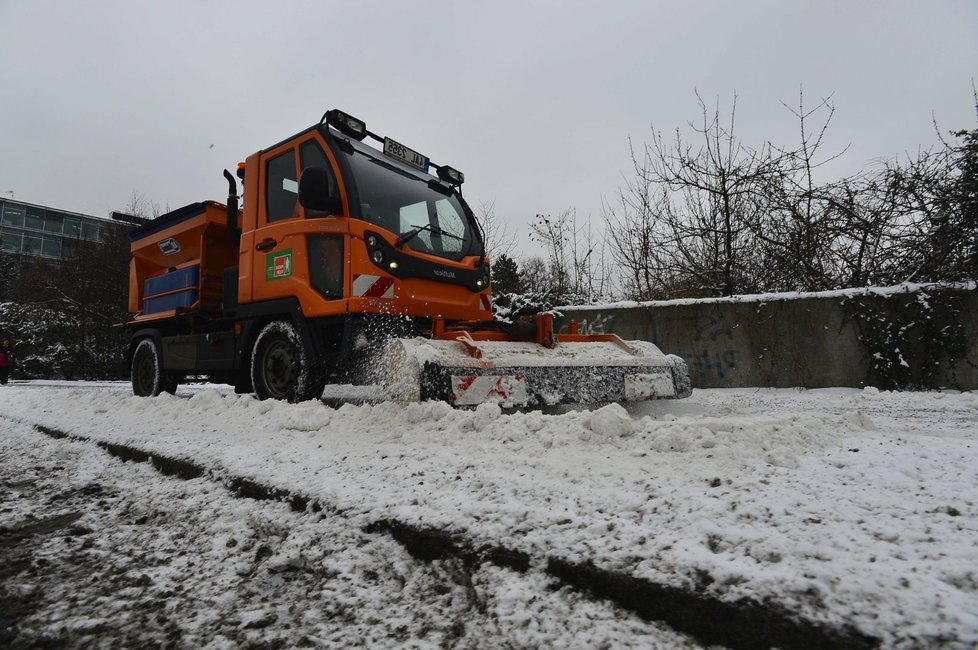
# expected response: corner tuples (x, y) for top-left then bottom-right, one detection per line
(556, 283), (978, 390)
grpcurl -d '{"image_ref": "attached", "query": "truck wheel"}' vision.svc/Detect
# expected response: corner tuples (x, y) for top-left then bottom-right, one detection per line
(131, 338), (178, 397)
(250, 321), (325, 402)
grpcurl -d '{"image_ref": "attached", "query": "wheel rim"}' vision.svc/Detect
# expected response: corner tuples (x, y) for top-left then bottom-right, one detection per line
(260, 338), (296, 399)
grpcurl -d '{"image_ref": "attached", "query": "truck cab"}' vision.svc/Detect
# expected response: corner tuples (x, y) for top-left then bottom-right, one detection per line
(240, 114), (489, 321)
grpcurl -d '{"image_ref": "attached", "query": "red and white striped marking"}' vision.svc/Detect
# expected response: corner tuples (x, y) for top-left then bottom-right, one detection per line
(480, 294), (492, 312)
(352, 274), (394, 298)
(451, 374), (528, 406)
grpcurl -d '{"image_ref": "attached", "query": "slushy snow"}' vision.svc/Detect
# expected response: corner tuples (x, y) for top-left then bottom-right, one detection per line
(2, 382), (976, 647)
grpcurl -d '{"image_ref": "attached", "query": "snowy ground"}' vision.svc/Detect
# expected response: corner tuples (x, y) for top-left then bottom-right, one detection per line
(1, 382), (976, 648)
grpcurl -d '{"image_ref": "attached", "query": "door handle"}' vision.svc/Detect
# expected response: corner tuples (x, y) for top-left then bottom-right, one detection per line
(256, 238), (277, 252)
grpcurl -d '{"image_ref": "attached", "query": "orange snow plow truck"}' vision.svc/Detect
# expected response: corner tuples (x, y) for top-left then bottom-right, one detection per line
(125, 109), (691, 406)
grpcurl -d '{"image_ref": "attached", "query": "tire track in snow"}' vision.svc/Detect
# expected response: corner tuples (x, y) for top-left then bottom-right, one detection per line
(6, 418), (691, 648)
(29, 422), (879, 650)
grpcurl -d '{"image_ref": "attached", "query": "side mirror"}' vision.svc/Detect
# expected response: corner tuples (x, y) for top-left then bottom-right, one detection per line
(298, 167), (342, 214)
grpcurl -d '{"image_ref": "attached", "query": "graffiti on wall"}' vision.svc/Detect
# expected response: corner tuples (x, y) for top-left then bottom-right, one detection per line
(564, 313), (616, 335)
(693, 315), (734, 342)
(688, 349), (738, 379)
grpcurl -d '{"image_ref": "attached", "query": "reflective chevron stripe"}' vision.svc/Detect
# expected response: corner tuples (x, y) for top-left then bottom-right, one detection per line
(352, 274), (394, 298)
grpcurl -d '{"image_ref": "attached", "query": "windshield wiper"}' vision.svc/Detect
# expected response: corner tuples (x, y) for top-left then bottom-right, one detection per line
(396, 223), (463, 248)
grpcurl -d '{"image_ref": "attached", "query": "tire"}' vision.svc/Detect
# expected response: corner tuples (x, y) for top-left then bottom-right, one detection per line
(250, 321), (325, 402)
(131, 338), (178, 397)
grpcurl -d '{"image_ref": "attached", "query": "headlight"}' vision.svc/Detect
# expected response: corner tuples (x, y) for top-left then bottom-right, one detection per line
(371, 250), (384, 264)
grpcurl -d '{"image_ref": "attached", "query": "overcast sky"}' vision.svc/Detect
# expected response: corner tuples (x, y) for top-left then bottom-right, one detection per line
(1, 1), (976, 257)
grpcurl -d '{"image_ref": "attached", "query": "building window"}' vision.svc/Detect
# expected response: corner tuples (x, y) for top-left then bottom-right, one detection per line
(44, 213), (63, 233)
(1, 205), (25, 227)
(81, 221), (100, 241)
(25, 207), (44, 231)
(0, 228), (22, 252)
(41, 237), (62, 257)
(63, 218), (81, 237)
(23, 234), (43, 254)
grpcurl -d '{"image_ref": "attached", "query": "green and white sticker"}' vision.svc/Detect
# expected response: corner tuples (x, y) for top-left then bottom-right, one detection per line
(266, 248), (293, 280)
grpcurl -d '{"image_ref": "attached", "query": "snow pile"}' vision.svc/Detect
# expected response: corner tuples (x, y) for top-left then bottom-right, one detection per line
(2, 383), (977, 646)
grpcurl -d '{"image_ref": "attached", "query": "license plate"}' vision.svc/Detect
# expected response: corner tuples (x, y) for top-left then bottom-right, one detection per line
(383, 137), (430, 172)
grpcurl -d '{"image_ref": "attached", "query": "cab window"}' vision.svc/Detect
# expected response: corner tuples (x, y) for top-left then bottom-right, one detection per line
(299, 140), (339, 217)
(266, 149), (298, 223)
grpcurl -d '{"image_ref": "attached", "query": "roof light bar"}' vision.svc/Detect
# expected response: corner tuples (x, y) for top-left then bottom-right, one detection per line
(436, 165), (465, 186)
(324, 109), (367, 141)
(322, 108), (464, 185)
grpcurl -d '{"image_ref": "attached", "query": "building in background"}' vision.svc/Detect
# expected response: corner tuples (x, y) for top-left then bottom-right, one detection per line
(0, 197), (143, 263)
(0, 197), (148, 379)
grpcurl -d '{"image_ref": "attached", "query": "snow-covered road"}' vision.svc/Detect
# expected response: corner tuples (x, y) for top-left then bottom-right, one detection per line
(2, 383), (977, 647)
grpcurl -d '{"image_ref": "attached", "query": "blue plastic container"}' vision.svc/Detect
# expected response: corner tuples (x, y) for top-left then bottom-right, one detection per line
(144, 289), (199, 314)
(144, 265), (200, 298)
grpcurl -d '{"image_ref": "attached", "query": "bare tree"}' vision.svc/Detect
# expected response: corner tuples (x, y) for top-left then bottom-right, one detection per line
(529, 212), (571, 297)
(816, 175), (891, 287)
(476, 200), (518, 261)
(754, 90), (850, 291)
(835, 90), (977, 286)
(518, 256), (552, 293)
(529, 209), (607, 301)
(606, 92), (783, 298)
(603, 145), (670, 300)
(606, 88), (977, 298)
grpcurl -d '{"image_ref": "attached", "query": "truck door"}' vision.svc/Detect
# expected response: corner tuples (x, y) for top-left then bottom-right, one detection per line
(251, 138), (346, 312)
(251, 143), (302, 304)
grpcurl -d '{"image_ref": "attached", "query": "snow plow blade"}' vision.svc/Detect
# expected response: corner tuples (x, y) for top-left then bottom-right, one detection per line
(381, 317), (691, 407)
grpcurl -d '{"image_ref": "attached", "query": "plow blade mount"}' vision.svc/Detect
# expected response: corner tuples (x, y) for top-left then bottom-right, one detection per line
(380, 336), (692, 407)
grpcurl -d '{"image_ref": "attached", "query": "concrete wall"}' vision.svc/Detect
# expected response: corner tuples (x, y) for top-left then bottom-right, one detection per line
(555, 286), (978, 390)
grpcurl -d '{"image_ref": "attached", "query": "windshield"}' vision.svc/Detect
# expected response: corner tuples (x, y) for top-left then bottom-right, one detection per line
(337, 136), (482, 262)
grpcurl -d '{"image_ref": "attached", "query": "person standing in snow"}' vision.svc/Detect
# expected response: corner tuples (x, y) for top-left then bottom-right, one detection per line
(0, 338), (15, 385)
